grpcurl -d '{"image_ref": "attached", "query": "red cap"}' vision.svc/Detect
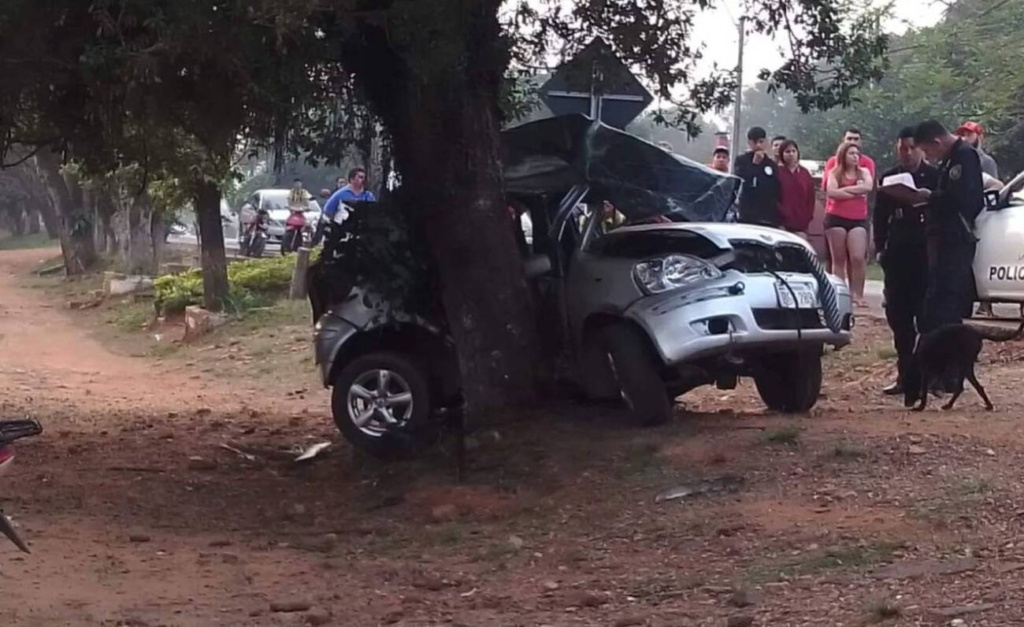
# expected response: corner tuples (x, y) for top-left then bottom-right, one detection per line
(955, 121), (984, 136)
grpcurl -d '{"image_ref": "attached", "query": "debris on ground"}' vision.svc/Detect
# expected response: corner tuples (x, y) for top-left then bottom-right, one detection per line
(294, 441), (331, 463)
(654, 475), (745, 503)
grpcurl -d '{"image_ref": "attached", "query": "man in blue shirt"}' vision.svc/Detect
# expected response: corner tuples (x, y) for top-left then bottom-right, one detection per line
(323, 166), (376, 220)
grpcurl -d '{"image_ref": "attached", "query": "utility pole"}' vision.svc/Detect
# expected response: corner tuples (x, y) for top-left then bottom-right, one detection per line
(730, 12), (747, 171)
(589, 60), (602, 122)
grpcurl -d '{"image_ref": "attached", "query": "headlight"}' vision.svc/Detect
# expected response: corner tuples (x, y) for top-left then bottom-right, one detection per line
(633, 254), (722, 295)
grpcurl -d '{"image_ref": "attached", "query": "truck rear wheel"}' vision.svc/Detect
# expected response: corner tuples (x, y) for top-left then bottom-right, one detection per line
(602, 324), (673, 426)
(754, 347), (823, 413)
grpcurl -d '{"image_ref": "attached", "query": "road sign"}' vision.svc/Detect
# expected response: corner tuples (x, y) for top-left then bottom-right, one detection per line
(540, 37), (653, 129)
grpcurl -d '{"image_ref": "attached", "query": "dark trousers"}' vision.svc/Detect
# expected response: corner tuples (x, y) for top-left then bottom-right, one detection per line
(882, 235), (928, 382)
(920, 235), (977, 334)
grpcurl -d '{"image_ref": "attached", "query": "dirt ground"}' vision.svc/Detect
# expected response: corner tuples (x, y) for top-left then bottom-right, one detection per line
(3, 247), (1024, 626)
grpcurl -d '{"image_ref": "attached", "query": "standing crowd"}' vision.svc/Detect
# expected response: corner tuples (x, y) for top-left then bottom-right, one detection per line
(707, 119), (1002, 396)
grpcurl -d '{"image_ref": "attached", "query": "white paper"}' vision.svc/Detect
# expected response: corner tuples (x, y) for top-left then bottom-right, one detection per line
(881, 172), (917, 190)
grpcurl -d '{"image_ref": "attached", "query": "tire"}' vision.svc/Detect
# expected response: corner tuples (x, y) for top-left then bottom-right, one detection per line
(250, 235), (265, 258)
(602, 324), (673, 426)
(282, 229), (301, 255)
(753, 347), (823, 413)
(579, 333), (622, 402)
(331, 352), (434, 459)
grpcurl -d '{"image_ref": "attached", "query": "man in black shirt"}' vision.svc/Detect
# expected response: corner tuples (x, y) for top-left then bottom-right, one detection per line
(912, 120), (984, 333)
(874, 127), (940, 395)
(733, 126), (780, 227)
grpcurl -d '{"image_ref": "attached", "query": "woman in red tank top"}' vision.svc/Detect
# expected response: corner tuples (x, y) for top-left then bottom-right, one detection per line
(824, 141), (874, 307)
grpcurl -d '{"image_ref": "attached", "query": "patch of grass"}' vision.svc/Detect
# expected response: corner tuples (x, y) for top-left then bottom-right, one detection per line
(107, 303), (154, 333)
(748, 541), (903, 584)
(629, 572), (706, 602)
(760, 426), (802, 446)
(34, 255), (66, 275)
(912, 476), (998, 527)
(0, 233), (57, 251)
(829, 442), (867, 460)
(620, 441), (664, 478)
(875, 347), (897, 361)
(149, 342), (180, 359)
(431, 523), (466, 547)
(866, 262), (884, 282)
(864, 597), (902, 624)
(953, 476), (993, 497)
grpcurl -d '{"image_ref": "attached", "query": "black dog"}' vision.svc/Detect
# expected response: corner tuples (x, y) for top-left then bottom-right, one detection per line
(904, 320), (1024, 412)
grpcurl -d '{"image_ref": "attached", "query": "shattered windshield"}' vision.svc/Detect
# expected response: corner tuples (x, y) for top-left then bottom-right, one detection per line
(502, 114), (741, 223)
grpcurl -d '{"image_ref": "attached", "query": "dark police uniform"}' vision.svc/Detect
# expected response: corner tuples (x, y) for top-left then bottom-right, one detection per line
(733, 151), (780, 226)
(920, 139), (984, 333)
(874, 161), (940, 383)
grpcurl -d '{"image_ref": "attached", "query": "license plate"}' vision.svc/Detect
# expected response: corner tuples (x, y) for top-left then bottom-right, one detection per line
(775, 281), (819, 309)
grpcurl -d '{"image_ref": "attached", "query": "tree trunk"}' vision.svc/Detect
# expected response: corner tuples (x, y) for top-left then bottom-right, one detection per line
(119, 189), (156, 275)
(33, 148), (97, 275)
(344, 2), (539, 414)
(194, 180), (229, 311)
(31, 190), (59, 239)
(83, 186), (106, 253)
(151, 211), (168, 270)
(9, 162), (58, 238)
(94, 186), (118, 255)
(7, 206), (26, 236)
(25, 206), (41, 235)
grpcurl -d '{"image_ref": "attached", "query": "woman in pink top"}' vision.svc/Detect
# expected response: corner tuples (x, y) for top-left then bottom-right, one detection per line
(824, 141), (873, 307)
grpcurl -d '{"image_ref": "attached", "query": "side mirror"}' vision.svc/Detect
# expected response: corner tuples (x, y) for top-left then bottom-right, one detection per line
(523, 254), (552, 279)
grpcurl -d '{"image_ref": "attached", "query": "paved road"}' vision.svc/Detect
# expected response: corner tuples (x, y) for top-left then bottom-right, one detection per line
(864, 279), (1020, 324)
(167, 232), (242, 251)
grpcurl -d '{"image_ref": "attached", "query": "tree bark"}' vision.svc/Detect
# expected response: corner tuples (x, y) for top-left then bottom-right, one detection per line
(342, 2), (539, 414)
(94, 186), (119, 255)
(194, 179), (229, 311)
(151, 211), (168, 271)
(118, 189), (156, 275)
(0, 205), (25, 236)
(33, 147), (98, 275)
(26, 180), (60, 239)
(25, 205), (41, 235)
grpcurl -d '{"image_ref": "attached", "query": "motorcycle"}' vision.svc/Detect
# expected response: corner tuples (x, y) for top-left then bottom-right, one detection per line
(0, 419), (43, 554)
(241, 211), (269, 258)
(281, 207), (307, 255)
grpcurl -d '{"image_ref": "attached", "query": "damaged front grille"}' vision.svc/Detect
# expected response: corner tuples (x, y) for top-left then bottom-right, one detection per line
(753, 309), (824, 330)
(728, 240), (814, 274)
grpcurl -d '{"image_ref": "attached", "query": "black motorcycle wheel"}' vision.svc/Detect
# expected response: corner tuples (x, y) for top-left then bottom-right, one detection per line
(282, 229), (301, 255)
(250, 234), (265, 258)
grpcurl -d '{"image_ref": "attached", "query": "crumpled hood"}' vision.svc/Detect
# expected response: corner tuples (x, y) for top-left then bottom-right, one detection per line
(501, 114), (741, 223)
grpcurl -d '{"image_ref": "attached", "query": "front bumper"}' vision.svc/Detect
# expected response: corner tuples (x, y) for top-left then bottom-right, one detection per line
(627, 271), (853, 366)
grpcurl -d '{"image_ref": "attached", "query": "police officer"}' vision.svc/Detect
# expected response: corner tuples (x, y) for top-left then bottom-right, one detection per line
(912, 120), (985, 333)
(874, 127), (940, 395)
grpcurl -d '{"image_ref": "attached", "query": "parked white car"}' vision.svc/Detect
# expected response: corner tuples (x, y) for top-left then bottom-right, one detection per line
(974, 170), (1024, 305)
(238, 189), (322, 248)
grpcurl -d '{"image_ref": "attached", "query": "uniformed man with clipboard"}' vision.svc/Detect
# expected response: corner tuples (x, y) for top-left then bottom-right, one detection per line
(874, 127), (940, 396)
(910, 120), (985, 334)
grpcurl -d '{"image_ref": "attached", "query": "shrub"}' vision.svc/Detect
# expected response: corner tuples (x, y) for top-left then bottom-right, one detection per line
(155, 253), (317, 315)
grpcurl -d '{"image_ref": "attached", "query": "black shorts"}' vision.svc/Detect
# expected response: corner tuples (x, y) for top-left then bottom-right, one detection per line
(823, 214), (868, 231)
